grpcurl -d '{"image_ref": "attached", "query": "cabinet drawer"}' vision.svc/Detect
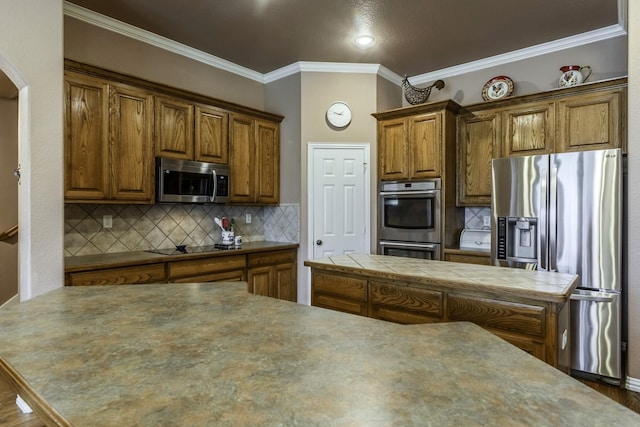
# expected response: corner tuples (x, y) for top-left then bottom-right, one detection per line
(312, 293), (368, 316)
(167, 255), (246, 279)
(247, 249), (296, 267)
(370, 282), (442, 317)
(444, 253), (491, 265)
(170, 269), (245, 283)
(312, 272), (367, 301)
(67, 263), (165, 286)
(447, 294), (546, 337)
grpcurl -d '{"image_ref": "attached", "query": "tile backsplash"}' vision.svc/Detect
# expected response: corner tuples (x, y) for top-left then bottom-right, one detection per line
(464, 207), (491, 230)
(65, 203), (300, 256)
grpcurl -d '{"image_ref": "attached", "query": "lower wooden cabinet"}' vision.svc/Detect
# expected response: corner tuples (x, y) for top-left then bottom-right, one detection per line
(444, 252), (491, 265)
(309, 269), (568, 371)
(247, 250), (297, 302)
(167, 254), (247, 283)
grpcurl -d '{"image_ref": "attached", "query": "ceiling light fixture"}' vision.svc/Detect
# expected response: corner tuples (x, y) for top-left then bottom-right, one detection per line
(354, 35), (375, 47)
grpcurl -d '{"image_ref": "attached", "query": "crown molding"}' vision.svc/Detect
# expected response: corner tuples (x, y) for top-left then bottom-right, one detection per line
(63, 1), (264, 83)
(408, 24), (628, 85)
(64, 1), (626, 87)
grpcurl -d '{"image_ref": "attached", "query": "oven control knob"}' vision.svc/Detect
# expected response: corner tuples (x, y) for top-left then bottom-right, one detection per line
(316, 240), (323, 245)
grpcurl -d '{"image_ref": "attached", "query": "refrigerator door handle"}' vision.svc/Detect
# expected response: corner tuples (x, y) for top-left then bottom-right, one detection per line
(549, 165), (558, 272)
(539, 166), (548, 271)
(570, 292), (616, 303)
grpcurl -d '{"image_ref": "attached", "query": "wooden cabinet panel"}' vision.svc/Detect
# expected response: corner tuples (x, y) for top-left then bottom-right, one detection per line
(64, 73), (109, 200)
(369, 282), (442, 324)
(457, 111), (501, 205)
(248, 265), (271, 296)
(409, 113), (441, 178)
(556, 89), (624, 152)
(229, 114), (255, 203)
(171, 269), (245, 283)
(195, 104), (229, 163)
(313, 293), (368, 316)
(503, 102), (555, 156)
(247, 249), (297, 301)
(378, 118), (408, 180)
(167, 254), (246, 280)
(154, 96), (194, 160)
(490, 329), (546, 360)
(109, 83), (154, 202)
(248, 249), (295, 267)
(275, 262), (296, 301)
(67, 264), (165, 286)
(255, 120), (280, 204)
(444, 253), (491, 265)
(312, 272), (367, 301)
(447, 293), (546, 337)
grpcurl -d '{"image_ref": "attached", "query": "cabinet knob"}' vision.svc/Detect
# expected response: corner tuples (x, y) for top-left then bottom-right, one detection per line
(316, 240), (323, 246)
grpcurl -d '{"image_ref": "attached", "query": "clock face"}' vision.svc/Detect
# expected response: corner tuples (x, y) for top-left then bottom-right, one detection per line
(326, 101), (352, 128)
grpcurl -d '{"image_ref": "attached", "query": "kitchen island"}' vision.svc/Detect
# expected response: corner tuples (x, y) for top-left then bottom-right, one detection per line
(0, 282), (637, 426)
(304, 253), (580, 370)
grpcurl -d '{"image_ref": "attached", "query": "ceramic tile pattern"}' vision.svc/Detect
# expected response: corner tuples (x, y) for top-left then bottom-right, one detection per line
(0, 283), (637, 426)
(304, 253), (579, 302)
(64, 203), (299, 256)
(464, 206), (492, 230)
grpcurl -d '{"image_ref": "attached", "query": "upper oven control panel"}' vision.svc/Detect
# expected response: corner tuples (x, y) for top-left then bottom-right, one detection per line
(380, 179), (441, 193)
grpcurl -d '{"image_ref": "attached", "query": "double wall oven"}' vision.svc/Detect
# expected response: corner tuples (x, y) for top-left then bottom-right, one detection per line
(378, 179), (441, 260)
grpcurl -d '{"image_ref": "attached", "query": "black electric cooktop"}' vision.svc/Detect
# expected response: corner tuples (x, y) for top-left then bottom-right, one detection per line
(146, 244), (240, 256)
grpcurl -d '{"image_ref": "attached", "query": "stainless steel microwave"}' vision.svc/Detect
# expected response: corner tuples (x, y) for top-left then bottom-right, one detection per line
(156, 157), (230, 204)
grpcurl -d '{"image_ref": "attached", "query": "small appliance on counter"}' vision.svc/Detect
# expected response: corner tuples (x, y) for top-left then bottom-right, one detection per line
(459, 229), (491, 252)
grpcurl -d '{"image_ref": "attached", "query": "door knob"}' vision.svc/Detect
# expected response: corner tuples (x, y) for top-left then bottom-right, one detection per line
(316, 240), (323, 245)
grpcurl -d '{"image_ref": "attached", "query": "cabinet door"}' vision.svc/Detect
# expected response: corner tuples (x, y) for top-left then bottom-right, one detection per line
(248, 265), (272, 297)
(409, 112), (441, 178)
(274, 262), (297, 302)
(154, 96), (194, 160)
(444, 253), (491, 265)
(195, 104), (229, 164)
(109, 83), (154, 202)
(378, 118), (408, 180)
(64, 73), (110, 200)
(556, 89), (624, 153)
(503, 102), (555, 156)
(255, 120), (280, 204)
(457, 111), (501, 206)
(229, 114), (255, 203)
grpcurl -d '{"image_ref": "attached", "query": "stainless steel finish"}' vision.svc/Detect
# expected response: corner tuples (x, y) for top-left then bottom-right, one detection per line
(156, 157), (230, 204)
(491, 148), (623, 381)
(570, 289), (621, 379)
(378, 240), (441, 260)
(211, 170), (217, 202)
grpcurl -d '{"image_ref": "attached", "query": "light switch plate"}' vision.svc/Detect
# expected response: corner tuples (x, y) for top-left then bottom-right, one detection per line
(245, 213), (252, 224)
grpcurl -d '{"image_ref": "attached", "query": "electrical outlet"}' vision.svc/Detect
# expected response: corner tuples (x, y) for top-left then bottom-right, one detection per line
(103, 215), (113, 229)
(245, 213), (252, 224)
(483, 216), (491, 227)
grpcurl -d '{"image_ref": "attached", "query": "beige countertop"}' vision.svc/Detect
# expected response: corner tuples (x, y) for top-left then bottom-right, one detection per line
(0, 282), (637, 426)
(64, 241), (299, 272)
(304, 253), (579, 303)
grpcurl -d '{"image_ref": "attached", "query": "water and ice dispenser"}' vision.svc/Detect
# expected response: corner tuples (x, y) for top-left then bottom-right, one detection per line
(496, 217), (538, 262)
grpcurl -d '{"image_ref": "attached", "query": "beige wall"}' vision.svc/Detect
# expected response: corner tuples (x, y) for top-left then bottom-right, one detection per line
(626, 1), (639, 385)
(64, 17), (266, 110)
(0, 98), (18, 304)
(0, 0), (64, 300)
(406, 36), (628, 107)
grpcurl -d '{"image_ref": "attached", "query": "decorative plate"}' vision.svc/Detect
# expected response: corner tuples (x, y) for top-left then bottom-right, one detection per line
(482, 76), (514, 101)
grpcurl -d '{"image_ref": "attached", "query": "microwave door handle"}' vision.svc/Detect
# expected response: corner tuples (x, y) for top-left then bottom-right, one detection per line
(210, 170), (217, 203)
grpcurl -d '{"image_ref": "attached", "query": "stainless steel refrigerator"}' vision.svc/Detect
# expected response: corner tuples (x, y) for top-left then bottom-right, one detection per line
(491, 148), (623, 382)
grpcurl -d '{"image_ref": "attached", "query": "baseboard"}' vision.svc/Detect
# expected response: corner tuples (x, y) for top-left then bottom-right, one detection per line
(0, 295), (19, 309)
(626, 375), (640, 392)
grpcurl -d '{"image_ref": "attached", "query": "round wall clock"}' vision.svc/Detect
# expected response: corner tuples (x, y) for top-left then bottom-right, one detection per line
(326, 101), (352, 128)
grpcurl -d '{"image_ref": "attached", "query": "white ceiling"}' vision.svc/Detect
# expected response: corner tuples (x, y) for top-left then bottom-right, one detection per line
(0, 0), (625, 100)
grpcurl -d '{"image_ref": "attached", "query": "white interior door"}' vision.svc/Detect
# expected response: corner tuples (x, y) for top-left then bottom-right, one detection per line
(309, 144), (370, 258)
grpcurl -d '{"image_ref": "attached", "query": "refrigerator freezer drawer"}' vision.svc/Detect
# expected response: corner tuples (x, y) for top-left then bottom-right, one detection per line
(570, 289), (621, 380)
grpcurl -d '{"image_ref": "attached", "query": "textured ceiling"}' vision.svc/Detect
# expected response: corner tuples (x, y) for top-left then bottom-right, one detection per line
(65, 0), (619, 76)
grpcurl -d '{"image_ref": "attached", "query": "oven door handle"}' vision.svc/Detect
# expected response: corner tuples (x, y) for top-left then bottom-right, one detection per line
(379, 241), (437, 249)
(380, 190), (436, 196)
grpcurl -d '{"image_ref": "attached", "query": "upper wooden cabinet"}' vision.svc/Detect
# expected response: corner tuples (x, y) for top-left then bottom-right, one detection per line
(374, 101), (459, 181)
(154, 95), (195, 160)
(457, 110), (501, 205)
(456, 78), (627, 206)
(229, 114), (280, 205)
(195, 104), (229, 164)
(64, 71), (154, 203)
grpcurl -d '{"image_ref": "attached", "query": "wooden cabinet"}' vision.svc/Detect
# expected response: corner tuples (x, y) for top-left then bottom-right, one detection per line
(195, 104), (229, 164)
(457, 110), (501, 205)
(556, 88), (625, 152)
(66, 263), (165, 286)
(154, 95), (195, 160)
(247, 249), (297, 301)
(167, 254), (246, 283)
(369, 281), (443, 324)
(311, 271), (368, 316)
(229, 114), (280, 204)
(444, 252), (491, 265)
(502, 101), (555, 156)
(65, 71), (155, 203)
(378, 112), (442, 180)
